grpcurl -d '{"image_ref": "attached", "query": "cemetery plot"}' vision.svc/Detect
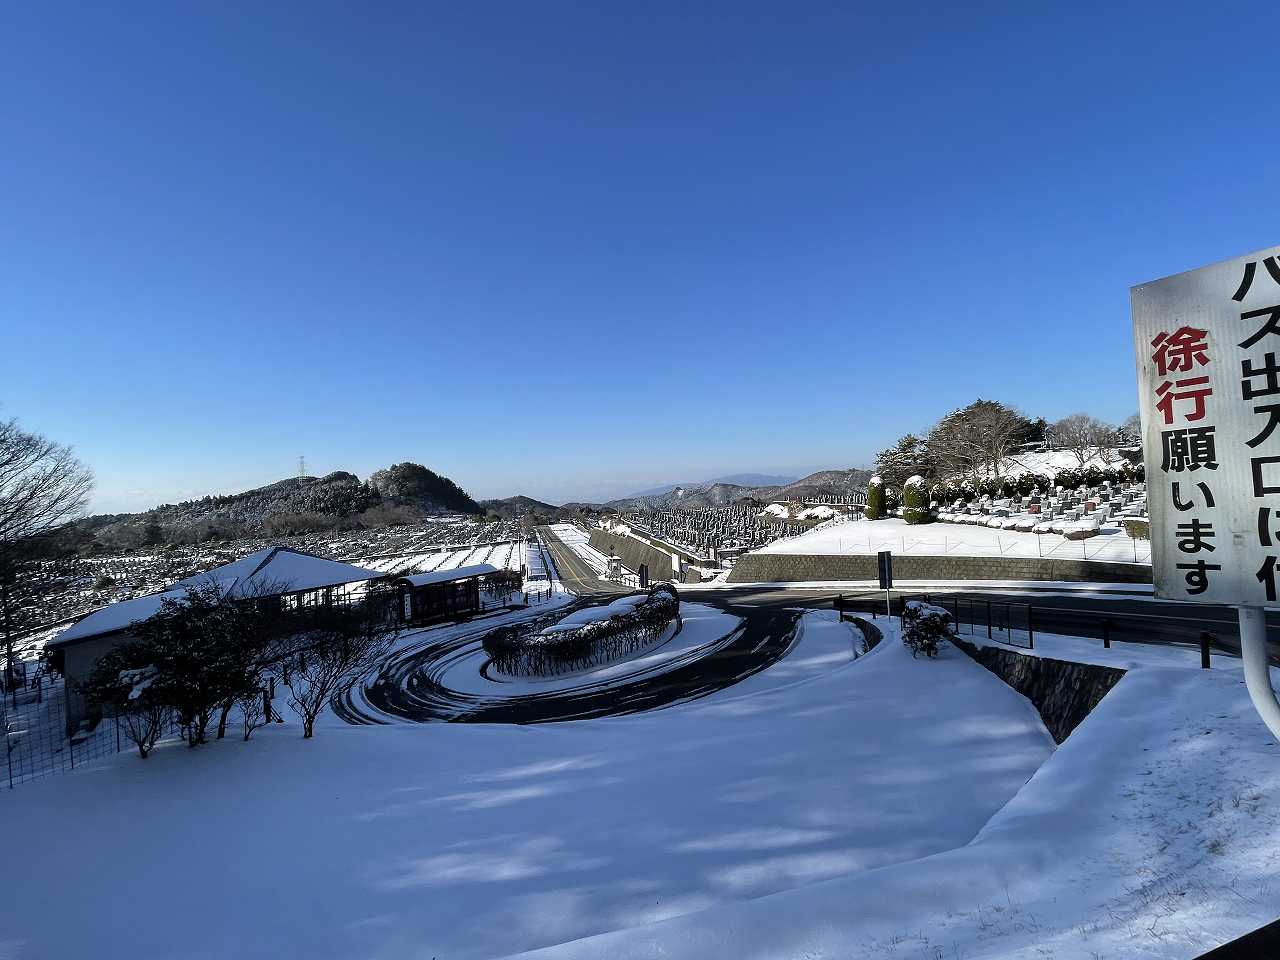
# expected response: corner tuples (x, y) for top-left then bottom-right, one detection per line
(616, 504), (848, 559)
(766, 479), (1152, 564)
(15, 517), (529, 648)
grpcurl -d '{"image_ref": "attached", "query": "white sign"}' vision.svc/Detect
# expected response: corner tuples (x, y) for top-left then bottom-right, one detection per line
(1132, 243), (1280, 605)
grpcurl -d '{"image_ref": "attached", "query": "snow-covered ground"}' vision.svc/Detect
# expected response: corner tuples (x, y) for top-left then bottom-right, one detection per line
(760, 515), (1152, 564)
(0, 609), (1052, 960)
(5, 601), (1276, 960)
(997, 448), (1133, 478)
(516, 630), (1280, 960)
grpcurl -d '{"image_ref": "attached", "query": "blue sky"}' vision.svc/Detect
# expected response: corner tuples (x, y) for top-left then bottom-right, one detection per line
(3, 2), (1279, 512)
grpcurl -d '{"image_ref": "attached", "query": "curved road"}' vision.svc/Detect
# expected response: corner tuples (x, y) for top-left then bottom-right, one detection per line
(335, 525), (1279, 728)
(341, 602), (799, 724)
(543, 523), (1280, 658)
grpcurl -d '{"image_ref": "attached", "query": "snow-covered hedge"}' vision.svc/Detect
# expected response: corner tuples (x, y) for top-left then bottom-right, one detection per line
(484, 584), (680, 677)
(902, 600), (952, 659)
(864, 475), (886, 520)
(902, 475), (933, 525)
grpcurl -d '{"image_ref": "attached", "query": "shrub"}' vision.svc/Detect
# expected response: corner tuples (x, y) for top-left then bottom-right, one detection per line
(902, 475), (933, 525)
(884, 487), (901, 514)
(1123, 518), (1150, 540)
(902, 601), (952, 658)
(1054, 467), (1081, 490)
(485, 584), (680, 677)
(864, 476), (886, 520)
(84, 647), (168, 758)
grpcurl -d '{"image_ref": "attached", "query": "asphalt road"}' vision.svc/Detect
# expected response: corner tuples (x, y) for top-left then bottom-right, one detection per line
(539, 525), (1280, 662)
(698, 584), (1280, 660)
(345, 601), (800, 724)
(336, 529), (1278, 727)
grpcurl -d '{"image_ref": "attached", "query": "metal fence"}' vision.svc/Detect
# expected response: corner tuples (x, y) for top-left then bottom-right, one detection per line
(0, 668), (183, 790)
(834, 591), (1237, 666)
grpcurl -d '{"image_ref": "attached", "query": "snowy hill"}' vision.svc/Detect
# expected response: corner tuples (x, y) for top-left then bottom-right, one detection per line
(478, 495), (561, 519)
(75, 462), (481, 547)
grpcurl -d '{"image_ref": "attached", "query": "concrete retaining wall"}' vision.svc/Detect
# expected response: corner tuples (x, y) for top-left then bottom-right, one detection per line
(727, 552), (1152, 585)
(588, 530), (701, 584)
(950, 636), (1126, 743)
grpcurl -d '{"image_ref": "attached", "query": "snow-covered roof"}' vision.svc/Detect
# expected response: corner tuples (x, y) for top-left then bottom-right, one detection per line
(49, 590), (190, 648)
(174, 547), (385, 598)
(397, 563), (499, 588)
(50, 547), (386, 648)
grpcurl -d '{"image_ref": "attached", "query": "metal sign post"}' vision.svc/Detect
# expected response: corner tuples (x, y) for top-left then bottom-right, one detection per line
(877, 550), (893, 618)
(1132, 246), (1280, 739)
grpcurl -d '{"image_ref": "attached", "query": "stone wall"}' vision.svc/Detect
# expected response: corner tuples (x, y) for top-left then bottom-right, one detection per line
(727, 552), (1152, 585)
(950, 636), (1126, 743)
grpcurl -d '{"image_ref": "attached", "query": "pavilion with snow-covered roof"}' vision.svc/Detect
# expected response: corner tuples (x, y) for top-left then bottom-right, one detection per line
(48, 547), (386, 733)
(392, 563), (522, 626)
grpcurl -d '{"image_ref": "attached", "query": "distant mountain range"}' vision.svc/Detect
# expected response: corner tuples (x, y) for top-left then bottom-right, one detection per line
(594, 468), (873, 512)
(624, 473), (799, 498)
(477, 495), (563, 520)
(72, 463), (482, 550)
(70, 463), (871, 553)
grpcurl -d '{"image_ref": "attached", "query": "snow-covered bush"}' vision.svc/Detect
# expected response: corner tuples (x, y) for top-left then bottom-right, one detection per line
(1053, 467), (1082, 490)
(901, 600), (952, 659)
(884, 487), (900, 515)
(864, 476), (886, 520)
(902, 475), (933, 525)
(485, 584), (680, 677)
(1015, 473), (1050, 496)
(84, 650), (168, 758)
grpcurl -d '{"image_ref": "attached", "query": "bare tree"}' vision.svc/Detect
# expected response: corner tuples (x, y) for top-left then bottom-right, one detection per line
(925, 400), (1032, 479)
(1049, 413), (1117, 468)
(0, 417), (93, 682)
(83, 652), (168, 759)
(1118, 412), (1142, 444)
(277, 601), (396, 738)
(238, 687), (268, 741)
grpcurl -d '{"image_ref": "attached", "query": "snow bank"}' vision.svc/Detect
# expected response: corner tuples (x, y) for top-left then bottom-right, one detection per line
(507, 634), (1280, 960)
(0, 616), (1050, 960)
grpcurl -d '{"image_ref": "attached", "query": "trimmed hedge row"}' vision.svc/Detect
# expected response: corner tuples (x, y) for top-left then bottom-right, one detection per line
(484, 584), (680, 677)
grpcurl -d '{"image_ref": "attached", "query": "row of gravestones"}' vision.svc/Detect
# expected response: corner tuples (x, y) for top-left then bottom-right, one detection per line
(943, 481), (1147, 527)
(623, 507), (803, 554)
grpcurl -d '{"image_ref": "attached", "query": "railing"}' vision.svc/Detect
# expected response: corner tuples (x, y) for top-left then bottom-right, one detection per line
(0, 669), (185, 791)
(832, 591), (1244, 666)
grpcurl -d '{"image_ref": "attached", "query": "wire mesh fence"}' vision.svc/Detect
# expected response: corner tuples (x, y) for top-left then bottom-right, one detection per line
(0, 666), (183, 791)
